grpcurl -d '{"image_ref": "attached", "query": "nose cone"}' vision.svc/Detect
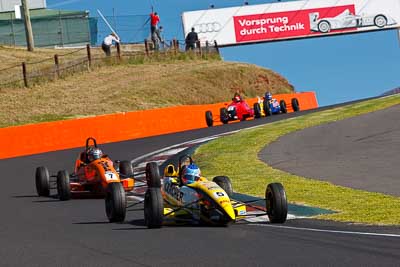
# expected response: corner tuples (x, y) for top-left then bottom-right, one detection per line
(223, 203), (236, 221)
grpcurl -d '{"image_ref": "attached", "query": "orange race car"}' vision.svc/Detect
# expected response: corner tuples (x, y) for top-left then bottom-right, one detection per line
(35, 137), (136, 222)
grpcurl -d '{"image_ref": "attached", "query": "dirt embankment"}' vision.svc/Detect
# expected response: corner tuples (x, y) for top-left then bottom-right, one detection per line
(0, 48), (294, 127)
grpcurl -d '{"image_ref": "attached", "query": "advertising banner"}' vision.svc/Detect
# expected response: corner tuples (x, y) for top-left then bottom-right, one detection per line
(182, 0), (400, 47)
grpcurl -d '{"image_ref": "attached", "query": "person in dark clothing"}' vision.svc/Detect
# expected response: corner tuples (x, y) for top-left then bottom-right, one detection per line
(185, 27), (199, 51)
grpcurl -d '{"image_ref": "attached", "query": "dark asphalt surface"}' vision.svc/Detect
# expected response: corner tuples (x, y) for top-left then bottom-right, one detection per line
(261, 104), (400, 197)
(2, 103), (400, 266)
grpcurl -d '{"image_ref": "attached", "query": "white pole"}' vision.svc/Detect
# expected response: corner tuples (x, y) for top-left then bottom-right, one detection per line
(97, 9), (120, 40)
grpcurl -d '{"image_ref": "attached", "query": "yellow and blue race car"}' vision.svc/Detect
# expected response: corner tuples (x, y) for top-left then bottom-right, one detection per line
(143, 155), (288, 228)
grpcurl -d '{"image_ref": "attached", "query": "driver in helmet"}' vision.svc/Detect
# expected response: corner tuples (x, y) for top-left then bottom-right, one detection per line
(265, 92), (273, 102)
(87, 147), (103, 162)
(233, 92), (243, 103)
(181, 164), (201, 185)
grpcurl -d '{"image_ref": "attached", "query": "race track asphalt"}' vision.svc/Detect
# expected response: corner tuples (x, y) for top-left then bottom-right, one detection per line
(261, 104), (400, 197)
(1, 103), (400, 266)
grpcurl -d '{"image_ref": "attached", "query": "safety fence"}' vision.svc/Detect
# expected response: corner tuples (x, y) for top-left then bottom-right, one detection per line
(0, 92), (318, 159)
(0, 40), (220, 88)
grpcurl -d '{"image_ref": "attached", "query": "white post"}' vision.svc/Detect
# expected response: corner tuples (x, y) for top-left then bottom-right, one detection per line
(97, 9), (120, 40)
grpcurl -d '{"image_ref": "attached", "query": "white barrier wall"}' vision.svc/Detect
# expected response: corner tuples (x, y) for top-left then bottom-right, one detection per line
(182, 0), (400, 46)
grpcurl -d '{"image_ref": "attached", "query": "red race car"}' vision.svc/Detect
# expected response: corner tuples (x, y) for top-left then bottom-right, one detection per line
(205, 95), (261, 127)
(35, 137), (136, 222)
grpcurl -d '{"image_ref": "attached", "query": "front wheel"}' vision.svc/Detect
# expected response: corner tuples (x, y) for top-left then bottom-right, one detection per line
(253, 103), (261, 119)
(57, 170), (71, 201)
(213, 176), (233, 197)
(35, 166), (50, 197)
(144, 188), (163, 228)
(265, 183), (287, 223)
(205, 111), (213, 127)
(263, 100), (272, 116)
(220, 108), (229, 124)
(105, 182), (126, 222)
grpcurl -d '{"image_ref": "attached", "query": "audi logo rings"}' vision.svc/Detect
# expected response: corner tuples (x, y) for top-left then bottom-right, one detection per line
(193, 22), (222, 33)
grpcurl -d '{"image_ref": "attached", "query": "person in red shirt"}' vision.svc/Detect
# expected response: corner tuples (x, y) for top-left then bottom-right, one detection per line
(150, 12), (160, 36)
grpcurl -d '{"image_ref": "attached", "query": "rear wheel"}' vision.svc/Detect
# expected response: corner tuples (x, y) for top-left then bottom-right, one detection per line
(280, 100), (287, 114)
(205, 111), (213, 127)
(35, 166), (50, 197)
(253, 103), (261, 118)
(119, 160), (134, 178)
(291, 98), (300, 112)
(146, 162), (161, 188)
(265, 183), (287, 223)
(213, 176), (233, 197)
(220, 108), (229, 124)
(105, 182), (126, 222)
(144, 188), (163, 228)
(263, 99), (272, 116)
(57, 170), (71, 201)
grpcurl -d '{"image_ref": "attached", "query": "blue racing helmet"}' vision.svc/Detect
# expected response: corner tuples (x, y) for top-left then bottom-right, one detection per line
(87, 147), (103, 161)
(265, 92), (272, 101)
(182, 164), (201, 184)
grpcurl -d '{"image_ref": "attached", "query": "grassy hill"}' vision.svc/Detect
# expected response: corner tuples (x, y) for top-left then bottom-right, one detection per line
(0, 46), (295, 128)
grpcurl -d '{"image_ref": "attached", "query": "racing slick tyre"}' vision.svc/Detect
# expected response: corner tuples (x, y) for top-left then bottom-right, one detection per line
(317, 20), (331, 33)
(279, 100), (287, 114)
(263, 99), (272, 116)
(146, 162), (161, 188)
(253, 103), (261, 119)
(291, 98), (300, 112)
(213, 176), (233, 197)
(57, 170), (71, 201)
(220, 108), (229, 124)
(105, 182), (126, 223)
(374, 15), (387, 28)
(205, 111), (214, 127)
(119, 160), (134, 178)
(144, 188), (163, 228)
(265, 183), (287, 223)
(35, 166), (50, 197)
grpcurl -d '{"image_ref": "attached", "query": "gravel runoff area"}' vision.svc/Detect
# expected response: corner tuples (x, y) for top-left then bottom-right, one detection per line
(260, 104), (400, 197)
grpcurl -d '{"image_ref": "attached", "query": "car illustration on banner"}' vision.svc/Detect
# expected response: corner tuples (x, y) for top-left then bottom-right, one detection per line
(309, 9), (397, 33)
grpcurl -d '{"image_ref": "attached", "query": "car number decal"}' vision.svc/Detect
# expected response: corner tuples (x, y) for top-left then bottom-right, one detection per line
(214, 191), (225, 198)
(105, 171), (118, 181)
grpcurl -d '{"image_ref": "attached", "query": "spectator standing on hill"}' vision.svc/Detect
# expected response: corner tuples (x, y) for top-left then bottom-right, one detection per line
(150, 11), (160, 36)
(185, 27), (198, 51)
(102, 32), (120, 56)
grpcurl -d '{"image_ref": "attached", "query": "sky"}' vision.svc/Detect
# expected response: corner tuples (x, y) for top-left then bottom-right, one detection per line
(46, 0), (400, 106)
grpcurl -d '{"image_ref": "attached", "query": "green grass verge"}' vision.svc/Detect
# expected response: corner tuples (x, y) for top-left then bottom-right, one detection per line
(195, 95), (400, 225)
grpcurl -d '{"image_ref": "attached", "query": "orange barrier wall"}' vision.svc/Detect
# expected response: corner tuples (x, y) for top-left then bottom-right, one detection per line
(0, 92), (317, 159)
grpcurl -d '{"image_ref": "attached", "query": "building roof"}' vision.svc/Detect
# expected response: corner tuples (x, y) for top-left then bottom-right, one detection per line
(0, 8), (88, 20)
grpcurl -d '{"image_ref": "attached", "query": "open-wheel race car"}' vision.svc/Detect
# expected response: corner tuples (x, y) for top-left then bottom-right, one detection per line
(260, 92), (300, 117)
(143, 155), (288, 228)
(205, 94), (261, 127)
(35, 137), (136, 222)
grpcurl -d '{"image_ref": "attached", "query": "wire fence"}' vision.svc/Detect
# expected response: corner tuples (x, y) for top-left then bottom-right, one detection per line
(0, 40), (220, 89)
